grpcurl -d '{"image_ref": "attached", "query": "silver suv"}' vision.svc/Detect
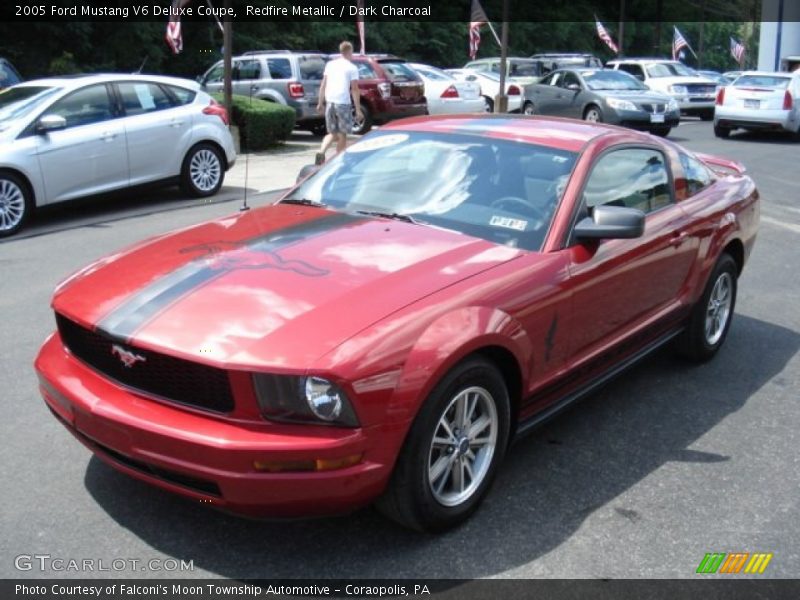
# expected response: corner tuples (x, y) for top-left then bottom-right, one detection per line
(200, 50), (328, 134)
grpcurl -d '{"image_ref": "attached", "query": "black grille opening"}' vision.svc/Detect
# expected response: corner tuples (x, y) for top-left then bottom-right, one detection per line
(56, 313), (235, 413)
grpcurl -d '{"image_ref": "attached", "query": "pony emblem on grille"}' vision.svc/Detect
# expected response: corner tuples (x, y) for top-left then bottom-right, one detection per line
(111, 344), (147, 368)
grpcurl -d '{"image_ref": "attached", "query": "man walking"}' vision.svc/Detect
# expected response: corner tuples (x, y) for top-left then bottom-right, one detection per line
(315, 41), (363, 165)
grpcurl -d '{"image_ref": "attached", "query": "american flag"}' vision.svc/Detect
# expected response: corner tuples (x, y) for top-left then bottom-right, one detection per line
(356, 0), (366, 54)
(595, 18), (619, 54)
(730, 37), (746, 66)
(469, 0), (488, 60)
(165, 0), (192, 55)
(672, 27), (690, 61)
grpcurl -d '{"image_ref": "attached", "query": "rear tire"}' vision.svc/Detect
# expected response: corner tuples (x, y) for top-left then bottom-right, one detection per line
(650, 127), (672, 137)
(522, 101), (535, 116)
(483, 96), (494, 113)
(700, 110), (714, 121)
(352, 104), (372, 135)
(714, 124), (731, 138)
(180, 143), (224, 198)
(675, 253), (737, 363)
(376, 357), (511, 532)
(0, 170), (32, 238)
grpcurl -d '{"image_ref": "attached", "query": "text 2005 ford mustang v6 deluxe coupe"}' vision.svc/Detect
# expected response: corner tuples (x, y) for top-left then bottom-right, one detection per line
(36, 115), (759, 531)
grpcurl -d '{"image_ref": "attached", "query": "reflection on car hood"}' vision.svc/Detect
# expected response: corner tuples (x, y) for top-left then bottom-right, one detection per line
(53, 204), (522, 369)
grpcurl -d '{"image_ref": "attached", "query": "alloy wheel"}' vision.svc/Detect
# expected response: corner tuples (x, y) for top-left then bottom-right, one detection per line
(189, 149), (221, 193)
(0, 178), (25, 232)
(427, 386), (498, 507)
(705, 272), (733, 345)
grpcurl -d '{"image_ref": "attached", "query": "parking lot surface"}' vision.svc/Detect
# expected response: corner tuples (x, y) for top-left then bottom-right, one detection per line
(1, 122), (798, 579)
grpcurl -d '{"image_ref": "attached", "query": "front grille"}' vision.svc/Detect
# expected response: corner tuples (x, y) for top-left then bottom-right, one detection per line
(56, 314), (234, 413)
(686, 83), (717, 95)
(639, 102), (666, 113)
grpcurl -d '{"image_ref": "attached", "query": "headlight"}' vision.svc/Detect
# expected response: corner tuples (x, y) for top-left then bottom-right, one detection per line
(252, 374), (359, 427)
(667, 98), (679, 111)
(606, 97), (638, 111)
(670, 85), (688, 95)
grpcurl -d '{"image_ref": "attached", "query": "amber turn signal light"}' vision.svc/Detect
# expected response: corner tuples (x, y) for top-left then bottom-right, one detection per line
(253, 453), (362, 473)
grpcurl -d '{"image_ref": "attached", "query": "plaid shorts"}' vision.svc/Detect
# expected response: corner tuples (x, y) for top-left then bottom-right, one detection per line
(325, 103), (353, 135)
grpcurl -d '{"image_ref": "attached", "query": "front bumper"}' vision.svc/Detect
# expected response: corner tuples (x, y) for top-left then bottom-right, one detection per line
(289, 98), (322, 124)
(674, 96), (715, 113)
(715, 106), (798, 133)
(35, 333), (393, 518)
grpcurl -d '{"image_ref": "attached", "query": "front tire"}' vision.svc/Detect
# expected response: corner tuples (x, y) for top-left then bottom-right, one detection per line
(583, 105), (603, 123)
(650, 127), (672, 137)
(483, 96), (494, 113)
(0, 170), (32, 238)
(376, 357), (511, 532)
(522, 101), (535, 116)
(180, 143), (224, 198)
(700, 109), (714, 121)
(676, 253), (737, 362)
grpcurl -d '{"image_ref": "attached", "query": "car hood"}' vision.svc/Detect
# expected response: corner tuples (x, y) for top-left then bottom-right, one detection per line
(648, 76), (716, 87)
(53, 204), (522, 370)
(594, 89), (672, 102)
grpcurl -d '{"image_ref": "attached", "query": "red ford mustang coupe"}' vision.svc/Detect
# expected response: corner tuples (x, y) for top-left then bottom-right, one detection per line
(35, 115), (759, 531)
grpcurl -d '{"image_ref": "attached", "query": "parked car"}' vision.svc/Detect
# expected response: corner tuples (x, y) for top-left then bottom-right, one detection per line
(523, 68), (680, 136)
(714, 70), (800, 139)
(446, 69), (523, 112)
(529, 53), (604, 75)
(0, 58), (22, 90)
(200, 50), (328, 135)
(463, 57), (543, 85)
(0, 74), (235, 237)
(37, 114), (759, 531)
(695, 69), (734, 86)
(607, 58), (718, 119)
(347, 54), (427, 135)
(408, 63), (484, 115)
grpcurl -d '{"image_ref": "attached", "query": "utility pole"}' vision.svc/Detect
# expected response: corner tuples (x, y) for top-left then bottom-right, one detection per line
(494, 0), (509, 113)
(223, 0), (233, 122)
(618, 0), (626, 57)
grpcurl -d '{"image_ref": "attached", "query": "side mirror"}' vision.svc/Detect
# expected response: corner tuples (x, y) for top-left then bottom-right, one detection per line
(36, 114), (67, 133)
(296, 163), (320, 183)
(566, 83), (581, 91)
(574, 205), (645, 240)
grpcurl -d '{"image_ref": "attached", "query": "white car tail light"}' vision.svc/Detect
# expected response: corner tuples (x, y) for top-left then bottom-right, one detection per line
(783, 90), (793, 110)
(507, 85), (521, 96)
(202, 99), (229, 125)
(716, 87), (726, 105)
(440, 85), (459, 99)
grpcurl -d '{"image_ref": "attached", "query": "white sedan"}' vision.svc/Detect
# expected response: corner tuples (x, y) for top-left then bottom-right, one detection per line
(714, 71), (800, 138)
(0, 74), (236, 237)
(408, 63), (485, 115)
(445, 69), (523, 113)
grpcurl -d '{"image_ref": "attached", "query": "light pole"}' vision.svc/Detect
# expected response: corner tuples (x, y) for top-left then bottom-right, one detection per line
(223, 0), (233, 122)
(494, 0), (509, 113)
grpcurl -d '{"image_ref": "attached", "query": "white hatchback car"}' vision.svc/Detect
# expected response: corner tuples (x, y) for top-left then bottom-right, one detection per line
(714, 71), (800, 139)
(0, 74), (236, 237)
(408, 64), (485, 115)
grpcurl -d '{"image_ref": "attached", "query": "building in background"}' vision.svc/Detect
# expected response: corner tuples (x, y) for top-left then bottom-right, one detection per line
(759, 0), (800, 71)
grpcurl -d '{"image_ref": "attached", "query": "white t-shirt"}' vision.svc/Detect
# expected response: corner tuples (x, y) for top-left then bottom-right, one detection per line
(323, 57), (360, 105)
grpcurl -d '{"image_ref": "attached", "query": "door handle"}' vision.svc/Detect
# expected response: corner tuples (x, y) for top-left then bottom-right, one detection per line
(169, 120), (184, 127)
(99, 132), (116, 142)
(669, 231), (689, 247)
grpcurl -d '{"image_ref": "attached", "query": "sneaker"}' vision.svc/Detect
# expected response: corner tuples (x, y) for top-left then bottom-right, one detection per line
(314, 152), (325, 166)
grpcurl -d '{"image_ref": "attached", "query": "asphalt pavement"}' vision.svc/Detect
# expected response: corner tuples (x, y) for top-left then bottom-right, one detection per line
(0, 122), (798, 579)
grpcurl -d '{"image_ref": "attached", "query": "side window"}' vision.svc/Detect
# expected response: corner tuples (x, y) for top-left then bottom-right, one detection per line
(165, 84), (196, 105)
(560, 72), (580, 89)
(235, 59), (262, 81)
(203, 64), (224, 84)
(48, 84), (114, 128)
(355, 62), (377, 79)
(266, 58), (292, 80)
(680, 153), (713, 196)
(548, 72), (563, 87)
(584, 148), (673, 214)
(117, 82), (173, 116)
(619, 63), (645, 81)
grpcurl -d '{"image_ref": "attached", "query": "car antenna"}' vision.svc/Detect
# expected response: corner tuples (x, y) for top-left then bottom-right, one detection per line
(239, 75), (252, 212)
(134, 56), (147, 74)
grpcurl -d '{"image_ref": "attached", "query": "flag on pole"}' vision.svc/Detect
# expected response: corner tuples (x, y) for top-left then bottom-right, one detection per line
(730, 37), (746, 66)
(672, 27), (696, 60)
(469, 0), (488, 60)
(356, 0), (366, 54)
(165, 0), (192, 54)
(595, 17), (619, 54)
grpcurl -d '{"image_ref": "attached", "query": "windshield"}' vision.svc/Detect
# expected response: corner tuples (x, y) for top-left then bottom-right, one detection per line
(646, 62), (696, 78)
(379, 61), (419, 82)
(298, 55), (328, 81)
(735, 75), (791, 89)
(583, 70), (647, 90)
(508, 61), (539, 77)
(413, 65), (453, 81)
(284, 131), (577, 251)
(0, 61), (22, 88)
(0, 86), (60, 124)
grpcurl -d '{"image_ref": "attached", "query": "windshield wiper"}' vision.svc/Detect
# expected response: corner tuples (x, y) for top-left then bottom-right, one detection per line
(355, 210), (423, 224)
(280, 198), (327, 207)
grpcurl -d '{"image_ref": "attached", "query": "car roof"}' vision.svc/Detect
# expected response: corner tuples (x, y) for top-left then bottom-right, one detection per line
(15, 73), (200, 90)
(737, 70), (795, 77)
(380, 114), (640, 152)
(608, 58), (679, 64)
